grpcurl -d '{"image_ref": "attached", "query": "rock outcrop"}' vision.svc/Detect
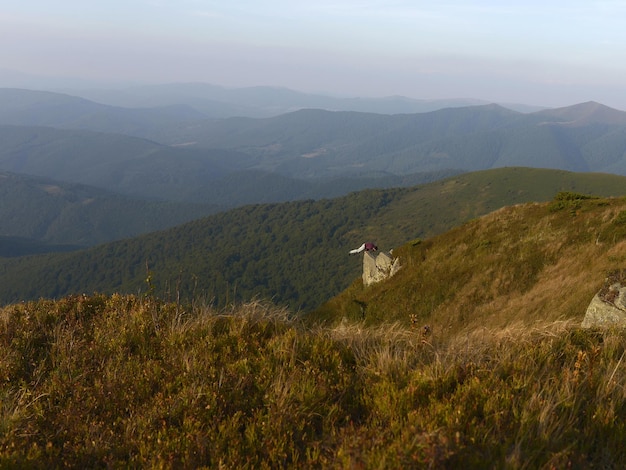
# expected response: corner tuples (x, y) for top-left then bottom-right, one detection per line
(362, 251), (401, 286)
(582, 270), (626, 328)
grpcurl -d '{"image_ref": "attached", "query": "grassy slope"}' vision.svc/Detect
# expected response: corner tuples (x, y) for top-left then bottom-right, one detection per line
(2, 168), (626, 310)
(312, 193), (626, 338)
(2, 294), (625, 468)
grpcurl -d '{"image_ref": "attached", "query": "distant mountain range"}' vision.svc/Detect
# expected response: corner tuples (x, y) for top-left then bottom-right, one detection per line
(1, 88), (626, 208)
(161, 102), (626, 178)
(54, 82), (546, 117)
(0, 123), (253, 201)
(0, 167), (455, 254)
(3, 86), (626, 297)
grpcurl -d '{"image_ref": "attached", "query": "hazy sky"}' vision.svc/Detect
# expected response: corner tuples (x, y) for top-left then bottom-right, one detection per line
(2, 1), (626, 109)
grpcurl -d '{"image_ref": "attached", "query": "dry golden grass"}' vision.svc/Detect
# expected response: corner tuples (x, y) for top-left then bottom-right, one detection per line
(312, 195), (626, 344)
(2, 293), (626, 468)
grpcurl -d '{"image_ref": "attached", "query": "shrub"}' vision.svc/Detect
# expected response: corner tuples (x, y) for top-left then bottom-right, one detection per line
(548, 191), (598, 213)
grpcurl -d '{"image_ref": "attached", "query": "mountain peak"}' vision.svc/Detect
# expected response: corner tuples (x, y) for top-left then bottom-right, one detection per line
(534, 101), (626, 126)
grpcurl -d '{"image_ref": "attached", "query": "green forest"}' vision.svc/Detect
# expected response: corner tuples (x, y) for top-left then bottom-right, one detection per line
(2, 168), (626, 312)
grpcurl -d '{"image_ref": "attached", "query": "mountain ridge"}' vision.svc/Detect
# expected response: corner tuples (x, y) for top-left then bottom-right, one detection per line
(0, 88), (208, 136)
(0, 171), (222, 248)
(311, 191), (626, 338)
(532, 101), (626, 126)
(2, 168), (626, 310)
(57, 82), (522, 116)
(2, 88), (626, 197)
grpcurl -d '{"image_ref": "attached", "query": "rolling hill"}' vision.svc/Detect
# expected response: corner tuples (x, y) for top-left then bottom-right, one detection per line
(0, 171), (221, 249)
(155, 102), (626, 178)
(0, 121), (457, 205)
(0, 88), (207, 139)
(4, 173), (626, 467)
(62, 82), (504, 117)
(0, 125), (254, 201)
(2, 167), (626, 310)
(312, 192), (626, 337)
(188, 168), (459, 208)
(2, 89), (626, 207)
(5, 84), (626, 468)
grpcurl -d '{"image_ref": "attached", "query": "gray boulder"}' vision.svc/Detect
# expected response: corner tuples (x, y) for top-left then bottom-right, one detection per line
(582, 279), (626, 328)
(362, 251), (401, 286)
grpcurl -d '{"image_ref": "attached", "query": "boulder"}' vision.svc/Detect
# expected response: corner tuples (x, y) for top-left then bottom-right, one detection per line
(362, 251), (401, 286)
(582, 281), (626, 328)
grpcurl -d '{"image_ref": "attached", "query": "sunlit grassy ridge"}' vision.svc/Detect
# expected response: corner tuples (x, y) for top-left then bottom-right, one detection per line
(2, 293), (626, 468)
(312, 193), (626, 338)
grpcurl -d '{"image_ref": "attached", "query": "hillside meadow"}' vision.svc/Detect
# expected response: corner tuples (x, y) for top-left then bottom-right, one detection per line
(312, 192), (626, 337)
(3, 193), (626, 467)
(2, 294), (626, 468)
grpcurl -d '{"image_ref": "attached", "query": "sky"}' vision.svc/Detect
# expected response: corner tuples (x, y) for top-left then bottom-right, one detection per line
(2, 1), (626, 109)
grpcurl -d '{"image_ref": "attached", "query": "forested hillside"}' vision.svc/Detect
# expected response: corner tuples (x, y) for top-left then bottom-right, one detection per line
(2, 168), (626, 310)
(0, 172), (222, 249)
(0, 168), (457, 250)
(159, 102), (626, 177)
(0, 125), (253, 201)
(0, 236), (79, 257)
(0, 124), (456, 205)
